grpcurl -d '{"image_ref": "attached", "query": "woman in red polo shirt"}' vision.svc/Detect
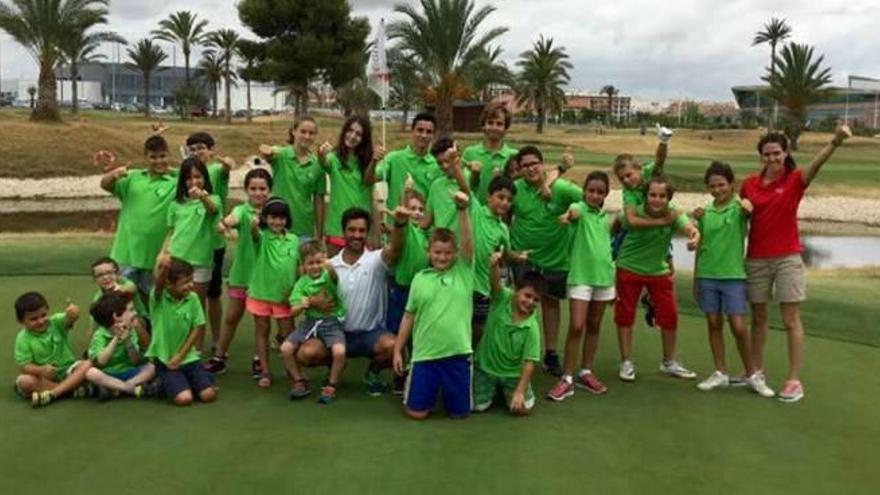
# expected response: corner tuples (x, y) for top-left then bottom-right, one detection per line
(741, 123), (851, 403)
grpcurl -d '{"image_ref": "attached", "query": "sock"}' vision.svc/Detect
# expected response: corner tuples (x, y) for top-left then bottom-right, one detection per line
(562, 375), (573, 385)
(578, 368), (592, 378)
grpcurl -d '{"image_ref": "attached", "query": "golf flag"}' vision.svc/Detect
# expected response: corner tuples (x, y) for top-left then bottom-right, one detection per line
(368, 19), (390, 106)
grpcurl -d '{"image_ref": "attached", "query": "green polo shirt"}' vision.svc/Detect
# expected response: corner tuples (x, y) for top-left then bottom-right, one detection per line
(376, 145), (442, 210)
(618, 205), (688, 276)
(323, 152), (372, 238)
(110, 169), (177, 269)
(696, 198), (748, 280)
(14, 313), (76, 369)
(248, 230), (299, 303)
(510, 178), (582, 271)
(406, 258), (474, 362)
(88, 326), (140, 374)
(269, 145), (326, 237)
(90, 277), (149, 319)
(462, 142), (517, 204)
(472, 204), (511, 296)
(567, 202), (615, 287)
(475, 287), (541, 378)
(394, 222), (430, 287)
(227, 203), (259, 287)
(207, 161), (230, 249)
(425, 170), (472, 234)
(146, 289), (204, 365)
(289, 269), (346, 319)
(621, 161), (656, 208)
(166, 195), (221, 267)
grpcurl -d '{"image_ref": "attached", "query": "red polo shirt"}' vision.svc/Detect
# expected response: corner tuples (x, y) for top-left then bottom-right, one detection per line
(740, 167), (806, 259)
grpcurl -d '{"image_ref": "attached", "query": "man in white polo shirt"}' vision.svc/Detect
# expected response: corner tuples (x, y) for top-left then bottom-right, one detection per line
(296, 206), (409, 395)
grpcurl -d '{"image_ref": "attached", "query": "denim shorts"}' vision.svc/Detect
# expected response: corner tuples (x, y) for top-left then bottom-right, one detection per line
(697, 278), (748, 315)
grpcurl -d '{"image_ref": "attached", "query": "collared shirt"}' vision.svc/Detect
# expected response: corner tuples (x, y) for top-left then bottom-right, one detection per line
(331, 249), (388, 332)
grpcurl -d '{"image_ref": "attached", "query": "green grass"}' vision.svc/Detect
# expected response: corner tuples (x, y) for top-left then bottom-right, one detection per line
(1, 236), (878, 493)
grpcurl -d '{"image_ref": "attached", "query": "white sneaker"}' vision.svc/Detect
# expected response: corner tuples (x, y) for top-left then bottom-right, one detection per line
(660, 360), (697, 380)
(619, 360), (636, 382)
(697, 370), (730, 391)
(748, 373), (775, 398)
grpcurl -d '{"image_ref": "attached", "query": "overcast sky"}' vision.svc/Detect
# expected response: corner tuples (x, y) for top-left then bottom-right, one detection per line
(1, 0), (877, 101)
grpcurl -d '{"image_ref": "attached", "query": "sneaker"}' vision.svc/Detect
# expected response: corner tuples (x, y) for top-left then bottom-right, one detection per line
(697, 371), (730, 391)
(543, 352), (563, 376)
(204, 356), (227, 375)
(96, 385), (115, 401)
(729, 373), (749, 387)
(73, 384), (95, 398)
(576, 371), (608, 394)
(777, 380), (803, 403)
(641, 293), (656, 328)
(140, 380), (162, 398)
(288, 379), (311, 400)
(364, 368), (388, 396)
(318, 385), (337, 404)
(748, 373), (775, 398)
(392, 373), (406, 396)
(619, 360), (636, 382)
(660, 360), (697, 380)
(250, 356), (262, 380)
(547, 379), (575, 402)
(31, 390), (54, 408)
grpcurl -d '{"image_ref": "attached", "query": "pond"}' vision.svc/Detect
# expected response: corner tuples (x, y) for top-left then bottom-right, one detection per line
(671, 235), (880, 269)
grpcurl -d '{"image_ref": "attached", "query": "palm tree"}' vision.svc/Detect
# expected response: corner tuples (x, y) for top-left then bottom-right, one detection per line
(753, 17), (792, 129)
(197, 50), (223, 118)
(206, 28), (240, 123)
(388, 0), (508, 134)
(762, 42), (832, 150)
(59, 30), (125, 114)
(126, 38), (168, 119)
(27, 85), (36, 108)
(600, 84), (618, 126)
(388, 47), (422, 131)
(237, 39), (265, 123)
(152, 10), (208, 85)
(515, 35), (572, 134)
(469, 45), (512, 102)
(0, 0), (110, 121)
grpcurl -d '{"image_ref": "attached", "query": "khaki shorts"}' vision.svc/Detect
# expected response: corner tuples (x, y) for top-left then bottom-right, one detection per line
(745, 254), (806, 304)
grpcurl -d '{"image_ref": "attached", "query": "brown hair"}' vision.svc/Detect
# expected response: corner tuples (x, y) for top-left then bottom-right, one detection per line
(299, 239), (326, 259)
(287, 114), (317, 144)
(647, 175), (675, 200)
(612, 154), (641, 175)
(429, 228), (457, 247)
(481, 102), (512, 129)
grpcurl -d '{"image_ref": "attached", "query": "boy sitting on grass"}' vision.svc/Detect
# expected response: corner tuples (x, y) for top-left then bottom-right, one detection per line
(393, 190), (474, 420)
(146, 256), (217, 406)
(281, 240), (347, 404)
(13, 292), (93, 408)
(89, 257), (150, 346)
(84, 292), (158, 400)
(473, 252), (544, 416)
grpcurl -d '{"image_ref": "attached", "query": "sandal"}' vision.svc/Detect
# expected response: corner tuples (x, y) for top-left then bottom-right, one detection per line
(257, 372), (272, 388)
(288, 379), (311, 400)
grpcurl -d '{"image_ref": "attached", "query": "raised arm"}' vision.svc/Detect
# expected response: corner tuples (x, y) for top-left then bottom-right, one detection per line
(100, 166), (128, 193)
(489, 250), (504, 297)
(153, 254), (171, 298)
(382, 206), (412, 266)
(803, 124), (852, 187)
(654, 124), (673, 175)
(625, 206), (679, 229)
(455, 192), (474, 263)
(364, 145), (385, 186)
(314, 193), (325, 240)
(199, 192), (218, 215)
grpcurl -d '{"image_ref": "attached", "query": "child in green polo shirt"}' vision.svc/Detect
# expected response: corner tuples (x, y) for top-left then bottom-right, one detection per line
(205, 168), (273, 375)
(614, 176), (700, 383)
(87, 257), (151, 354)
(258, 115), (326, 240)
(462, 102), (518, 204)
(147, 257), (217, 406)
(473, 252), (544, 416)
(13, 292), (93, 408)
(393, 191), (474, 419)
(84, 292), (158, 400)
(100, 135), (176, 301)
(370, 113), (441, 210)
(692, 162), (766, 395)
(424, 137), (472, 233)
(281, 241), (347, 404)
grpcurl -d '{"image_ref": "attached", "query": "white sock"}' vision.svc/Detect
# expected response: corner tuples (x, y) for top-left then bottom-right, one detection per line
(578, 368), (592, 378)
(562, 375), (573, 385)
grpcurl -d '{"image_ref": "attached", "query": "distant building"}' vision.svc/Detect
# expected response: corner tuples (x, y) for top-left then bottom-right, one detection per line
(732, 84), (880, 129)
(493, 88), (632, 122)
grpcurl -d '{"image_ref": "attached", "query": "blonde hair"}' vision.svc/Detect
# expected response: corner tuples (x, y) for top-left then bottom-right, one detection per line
(612, 153), (641, 174)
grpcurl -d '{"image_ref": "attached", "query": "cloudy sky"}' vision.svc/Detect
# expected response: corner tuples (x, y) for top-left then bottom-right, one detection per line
(1, 0), (878, 101)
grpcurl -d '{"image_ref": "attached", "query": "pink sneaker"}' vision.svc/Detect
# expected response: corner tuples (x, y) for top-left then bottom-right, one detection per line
(547, 379), (575, 402)
(576, 371), (608, 394)
(778, 380), (804, 403)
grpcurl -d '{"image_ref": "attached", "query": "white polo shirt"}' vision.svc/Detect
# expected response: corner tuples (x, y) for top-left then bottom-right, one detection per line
(330, 249), (388, 333)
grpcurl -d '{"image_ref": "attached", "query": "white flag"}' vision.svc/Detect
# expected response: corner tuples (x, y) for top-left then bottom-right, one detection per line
(368, 19), (390, 106)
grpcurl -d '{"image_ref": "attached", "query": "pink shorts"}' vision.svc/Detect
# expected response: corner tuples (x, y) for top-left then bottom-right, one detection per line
(227, 286), (247, 301)
(246, 297), (292, 319)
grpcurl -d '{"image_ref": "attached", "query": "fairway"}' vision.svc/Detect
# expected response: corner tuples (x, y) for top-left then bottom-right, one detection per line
(1, 236), (877, 494)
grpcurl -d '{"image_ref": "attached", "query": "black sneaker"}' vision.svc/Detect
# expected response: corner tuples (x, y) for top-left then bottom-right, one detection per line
(251, 356), (262, 380)
(392, 373), (406, 396)
(96, 385), (115, 402)
(543, 352), (563, 376)
(641, 293), (656, 328)
(139, 380), (162, 398)
(204, 356), (227, 375)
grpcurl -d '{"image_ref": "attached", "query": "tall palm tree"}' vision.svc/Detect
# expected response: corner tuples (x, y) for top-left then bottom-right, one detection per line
(600, 84), (618, 126)
(388, 0), (508, 134)
(388, 46), (422, 131)
(206, 28), (240, 123)
(762, 42), (832, 150)
(27, 85), (36, 108)
(126, 38), (168, 119)
(237, 39), (265, 123)
(515, 36), (572, 134)
(469, 45), (512, 102)
(152, 10), (208, 85)
(197, 50), (223, 118)
(59, 30), (126, 114)
(0, 0), (110, 121)
(753, 17), (792, 129)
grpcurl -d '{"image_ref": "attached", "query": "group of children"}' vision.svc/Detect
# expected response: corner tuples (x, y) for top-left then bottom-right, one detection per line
(15, 102), (828, 416)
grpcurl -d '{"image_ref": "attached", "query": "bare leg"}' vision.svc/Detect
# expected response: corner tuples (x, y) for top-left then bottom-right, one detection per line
(214, 297), (246, 358)
(280, 341), (305, 383)
(581, 301), (608, 370)
(780, 303), (804, 382)
(542, 296), (561, 352)
(254, 316), (271, 377)
(133, 317), (150, 349)
(52, 361), (92, 397)
(750, 303), (769, 373)
(328, 344), (347, 385)
(193, 282), (209, 351)
(660, 329), (676, 362)
(86, 367), (135, 394)
(207, 295), (223, 348)
(372, 333), (396, 368)
(563, 299), (588, 375)
(727, 314), (753, 376)
(296, 339), (330, 367)
(706, 313), (726, 373)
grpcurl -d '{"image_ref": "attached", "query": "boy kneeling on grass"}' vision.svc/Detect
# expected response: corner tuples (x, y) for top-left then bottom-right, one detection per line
(13, 292), (93, 408)
(472, 251), (544, 416)
(393, 190), (474, 420)
(146, 256), (217, 406)
(84, 292), (159, 400)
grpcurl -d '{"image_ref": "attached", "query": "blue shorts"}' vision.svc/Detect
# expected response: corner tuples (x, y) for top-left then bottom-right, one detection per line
(404, 355), (472, 418)
(697, 279), (747, 315)
(108, 365), (149, 381)
(346, 328), (391, 358)
(119, 266), (154, 295)
(155, 360), (214, 400)
(386, 280), (410, 334)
